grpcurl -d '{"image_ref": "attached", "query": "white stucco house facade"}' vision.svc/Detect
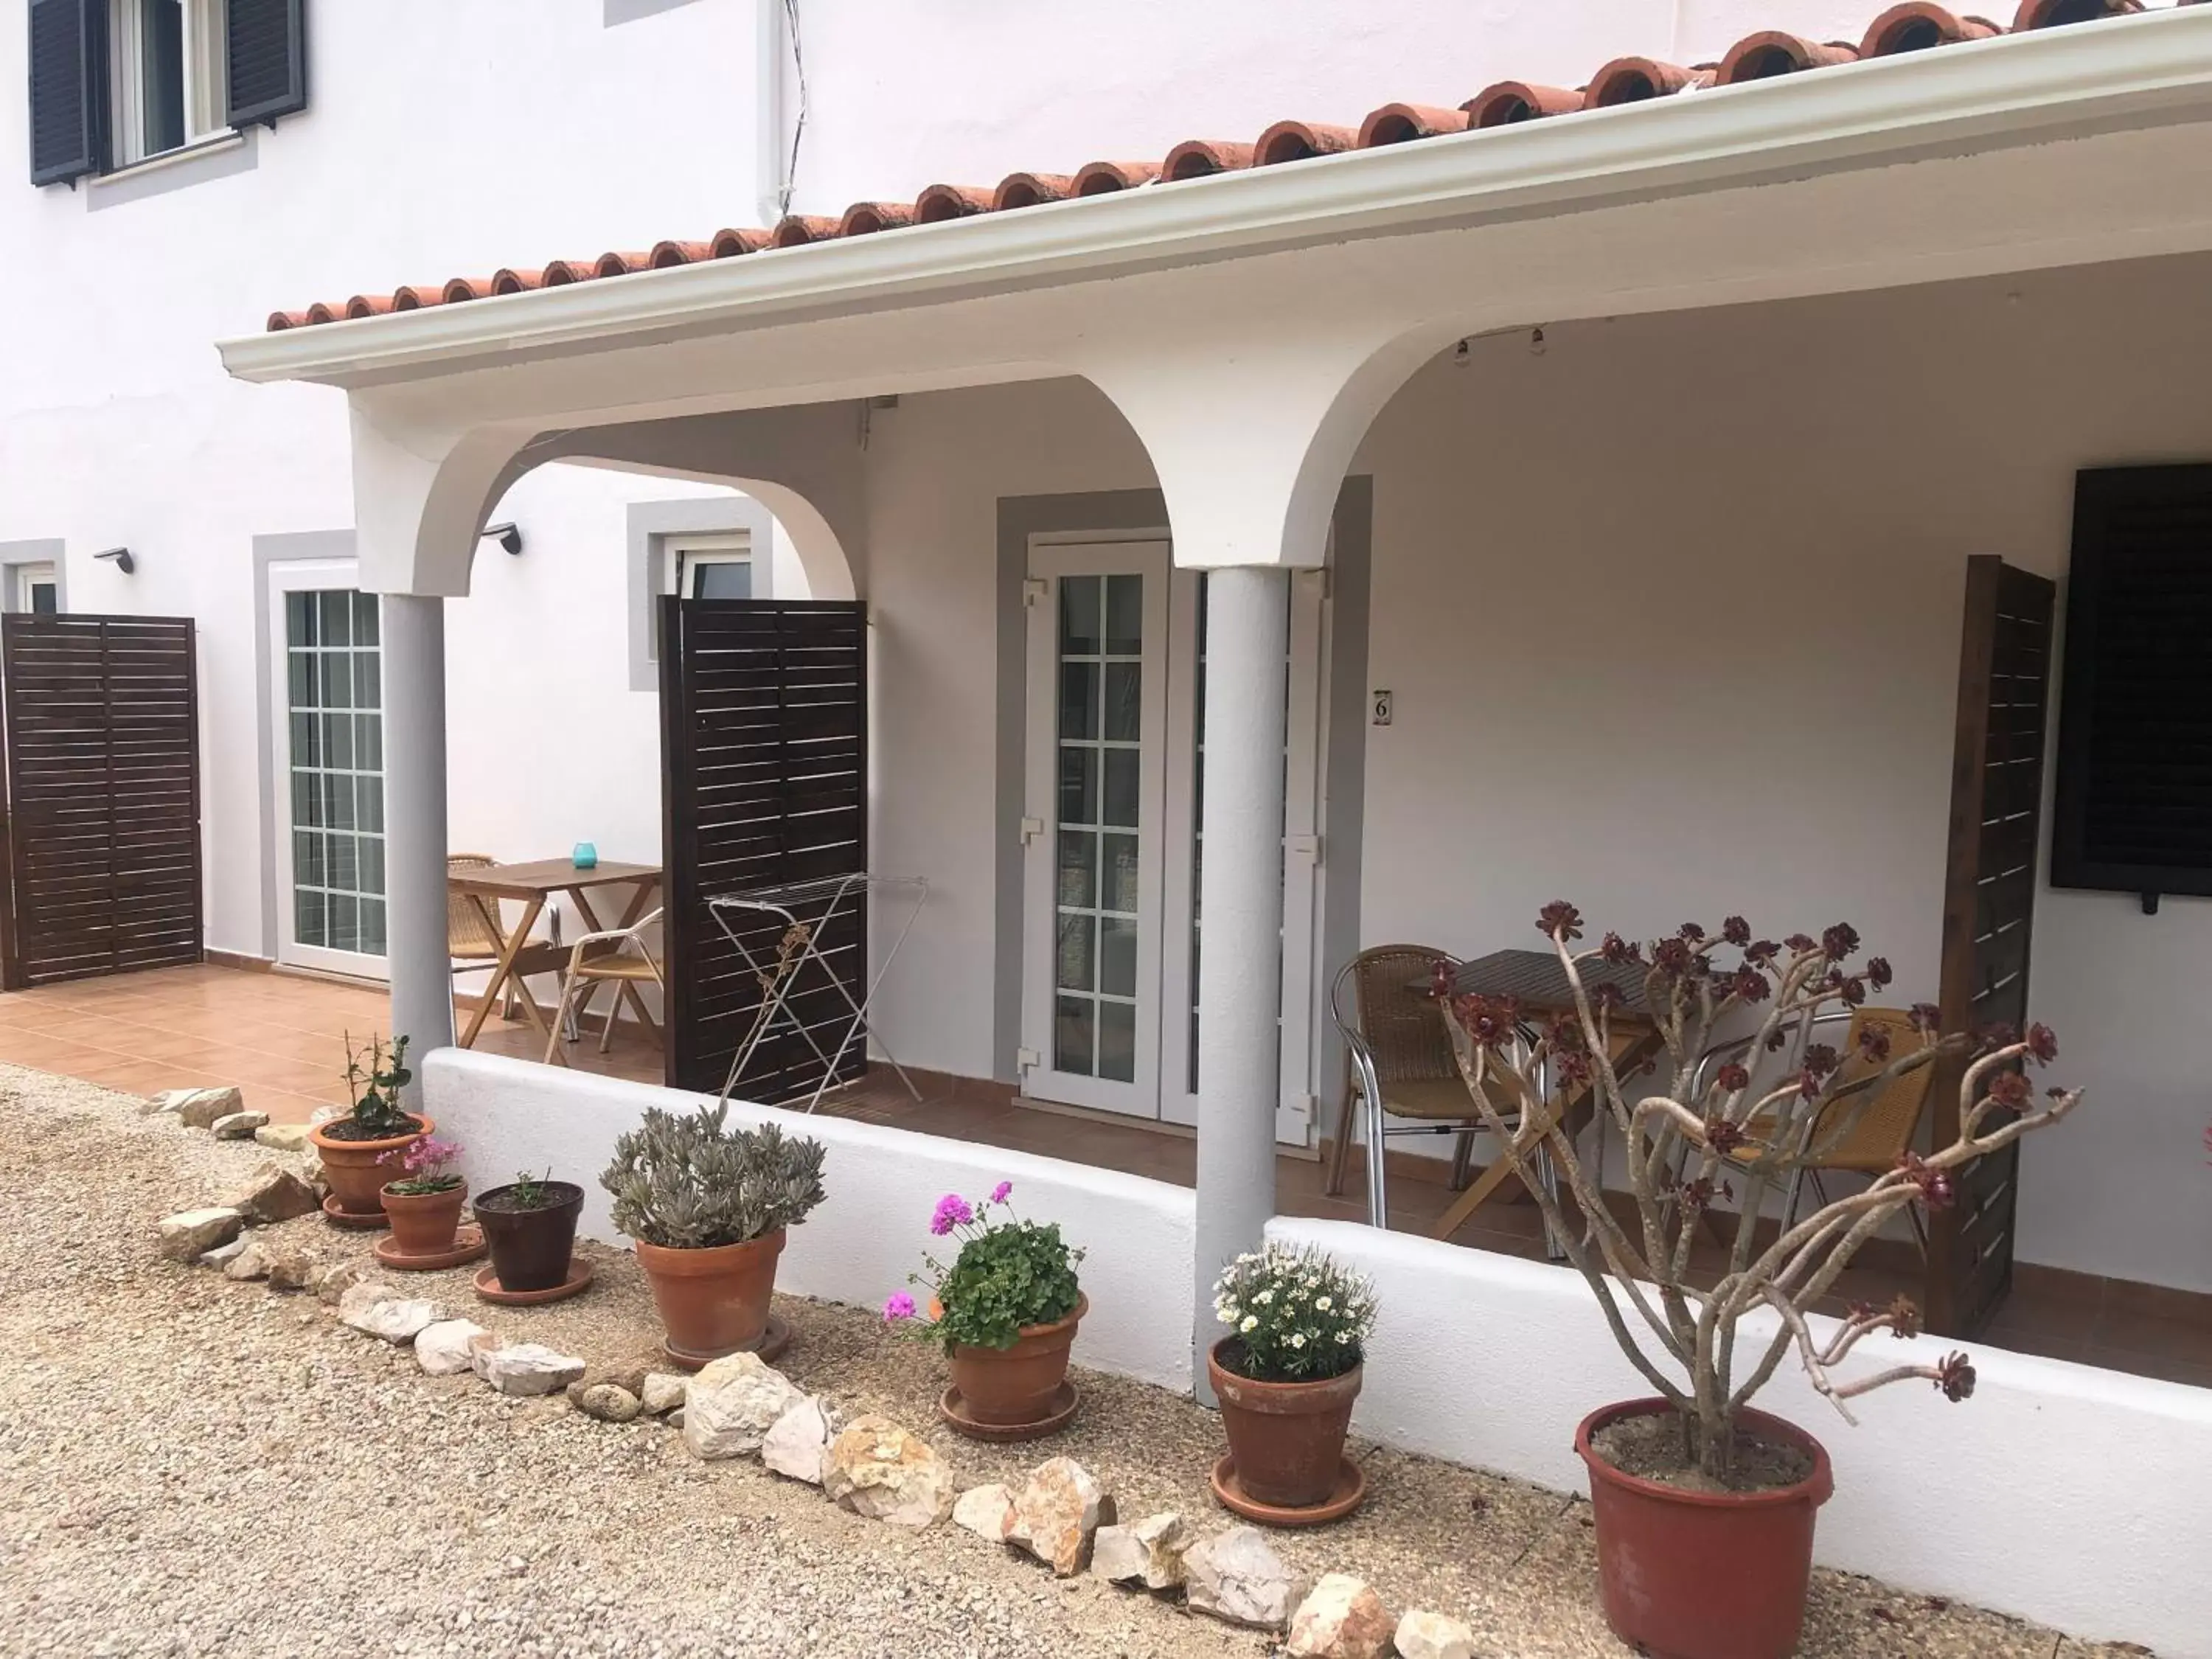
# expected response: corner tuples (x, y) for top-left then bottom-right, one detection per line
(11, 3), (2212, 1643)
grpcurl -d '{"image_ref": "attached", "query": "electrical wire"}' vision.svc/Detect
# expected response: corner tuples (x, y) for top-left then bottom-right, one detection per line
(780, 0), (808, 218)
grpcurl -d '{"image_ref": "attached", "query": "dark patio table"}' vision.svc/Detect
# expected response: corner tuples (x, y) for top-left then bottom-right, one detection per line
(1416, 947), (1668, 1242)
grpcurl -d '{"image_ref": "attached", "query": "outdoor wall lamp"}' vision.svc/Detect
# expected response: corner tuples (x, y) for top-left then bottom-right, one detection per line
(480, 523), (524, 556)
(94, 546), (135, 574)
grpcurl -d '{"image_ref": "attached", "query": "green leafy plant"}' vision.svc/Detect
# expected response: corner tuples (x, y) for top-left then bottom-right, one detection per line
(333, 1032), (414, 1141)
(507, 1168), (553, 1210)
(1212, 1242), (1378, 1383)
(884, 1180), (1084, 1352)
(601, 1103), (826, 1249)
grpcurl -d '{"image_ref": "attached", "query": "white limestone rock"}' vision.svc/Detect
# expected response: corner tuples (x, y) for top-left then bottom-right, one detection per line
(577, 1384), (642, 1423)
(639, 1372), (687, 1416)
(1288, 1574), (1393, 1659)
(156, 1208), (243, 1262)
(210, 1110), (269, 1141)
(172, 1086), (246, 1130)
(220, 1163), (321, 1224)
(198, 1237), (251, 1270)
(760, 1397), (832, 1484)
(221, 1239), (273, 1281)
(252, 1121), (313, 1153)
(1185, 1526), (1307, 1632)
(681, 1352), (808, 1461)
(415, 1319), (493, 1377)
(823, 1415), (955, 1528)
(1394, 1609), (1481, 1659)
(1007, 1456), (1113, 1576)
(952, 1483), (1016, 1543)
(475, 1343), (587, 1397)
(335, 1281), (440, 1343)
(1090, 1511), (1188, 1590)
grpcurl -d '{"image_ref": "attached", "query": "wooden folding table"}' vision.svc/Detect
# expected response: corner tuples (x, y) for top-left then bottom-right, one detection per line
(1423, 947), (1666, 1244)
(448, 858), (662, 1048)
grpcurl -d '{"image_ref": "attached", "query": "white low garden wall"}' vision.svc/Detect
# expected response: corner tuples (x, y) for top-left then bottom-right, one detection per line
(422, 1050), (1197, 1391)
(1268, 1216), (2212, 1659)
(421, 1051), (2205, 1653)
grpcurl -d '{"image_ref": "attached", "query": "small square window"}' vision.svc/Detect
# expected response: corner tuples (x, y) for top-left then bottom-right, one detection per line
(9, 563), (59, 616)
(666, 532), (753, 602)
(110, 0), (229, 168)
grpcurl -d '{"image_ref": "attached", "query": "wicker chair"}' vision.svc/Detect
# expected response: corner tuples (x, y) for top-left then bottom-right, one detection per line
(1328, 944), (1543, 1229)
(543, 908), (664, 1065)
(447, 853), (518, 1023)
(1692, 1005), (1939, 1249)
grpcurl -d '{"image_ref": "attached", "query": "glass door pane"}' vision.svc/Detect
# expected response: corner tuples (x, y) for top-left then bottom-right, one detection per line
(285, 589), (386, 958)
(1053, 573), (1146, 1083)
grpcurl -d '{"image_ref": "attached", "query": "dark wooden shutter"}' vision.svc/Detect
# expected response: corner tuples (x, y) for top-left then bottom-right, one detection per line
(2051, 464), (2212, 902)
(27, 0), (105, 187)
(0, 615), (203, 990)
(225, 0), (307, 127)
(1927, 556), (2054, 1338)
(659, 599), (868, 1102)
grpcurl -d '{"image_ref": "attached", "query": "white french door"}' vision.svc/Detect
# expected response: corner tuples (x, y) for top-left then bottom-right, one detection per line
(1021, 539), (1326, 1136)
(268, 560), (389, 977)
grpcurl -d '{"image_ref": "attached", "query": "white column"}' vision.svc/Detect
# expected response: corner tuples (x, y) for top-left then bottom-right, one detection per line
(1193, 565), (1291, 1391)
(380, 593), (452, 1099)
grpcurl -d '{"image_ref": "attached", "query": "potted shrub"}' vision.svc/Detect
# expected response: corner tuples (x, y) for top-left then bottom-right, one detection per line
(1441, 905), (2084, 1659)
(475, 1167), (586, 1298)
(1207, 1242), (1378, 1523)
(883, 1179), (1087, 1439)
(309, 1034), (427, 1225)
(376, 1135), (469, 1261)
(602, 1103), (826, 1368)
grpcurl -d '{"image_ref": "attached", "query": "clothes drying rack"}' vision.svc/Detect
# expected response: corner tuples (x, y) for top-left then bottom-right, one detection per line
(706, 872), (929, 1113)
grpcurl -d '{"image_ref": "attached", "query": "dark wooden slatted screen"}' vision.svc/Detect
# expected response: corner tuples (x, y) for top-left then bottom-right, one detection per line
(2051, 464), (2212, 902)
(1927, 556), (2053, 1338)
(0, 614), (202, 989)
(659, 599), (868, 1101)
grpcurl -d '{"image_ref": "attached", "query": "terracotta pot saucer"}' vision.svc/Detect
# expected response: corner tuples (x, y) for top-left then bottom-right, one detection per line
(374, 1224), (488, 1273)
(321, 1194), (390, 1231)
(474, 1258), (595, 1306)
(1210, 1453), (1366, 1527)
(940, 1380), (1079, 1441)
(661, 1312), (790, 1372)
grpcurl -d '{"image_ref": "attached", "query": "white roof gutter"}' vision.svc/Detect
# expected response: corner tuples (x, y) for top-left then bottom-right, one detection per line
(219, 10), (2212, 389)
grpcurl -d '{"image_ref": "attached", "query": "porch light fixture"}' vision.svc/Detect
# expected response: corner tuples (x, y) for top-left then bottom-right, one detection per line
(94, 546), (135, 574)
(479, 523), (524, 556)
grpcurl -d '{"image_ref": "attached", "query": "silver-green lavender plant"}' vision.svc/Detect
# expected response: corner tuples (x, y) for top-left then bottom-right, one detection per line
(601, 1102), (827, 1249)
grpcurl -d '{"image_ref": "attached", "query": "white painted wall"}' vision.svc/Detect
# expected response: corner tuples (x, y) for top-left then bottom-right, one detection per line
(0, 0), (782, 962)
(424, 1048), (1198, 1390)
(1270, 1214), (2212, 1659)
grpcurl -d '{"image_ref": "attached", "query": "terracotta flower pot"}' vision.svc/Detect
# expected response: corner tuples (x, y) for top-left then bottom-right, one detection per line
(634, 1229), (785, 1367)
(379, 1180), (467, 1257)
(947, 1293), (1087, 1427)
(309, 1114), (431, 1221)
(475, 1180), (584, 1292)
(1207, 1338), (1363, 1509)
(1576, 1399), (1834, 1659)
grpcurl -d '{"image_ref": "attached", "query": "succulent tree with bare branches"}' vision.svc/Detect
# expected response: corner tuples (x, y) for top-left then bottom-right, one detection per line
(1439, 904), (2082, 1480)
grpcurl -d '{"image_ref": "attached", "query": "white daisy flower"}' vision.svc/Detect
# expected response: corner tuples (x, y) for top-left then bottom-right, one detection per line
(1314, 1296), (1332, 1312)
(1241, 1315), (1259, 1334)
(1290, 1333), (1306, 1349)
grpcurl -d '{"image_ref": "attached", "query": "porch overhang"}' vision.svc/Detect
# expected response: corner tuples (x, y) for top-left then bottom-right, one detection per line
(219, 11), (2212, 403)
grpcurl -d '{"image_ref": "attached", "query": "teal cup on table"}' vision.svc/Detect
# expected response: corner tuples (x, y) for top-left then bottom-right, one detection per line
(571, 841), (597, 869)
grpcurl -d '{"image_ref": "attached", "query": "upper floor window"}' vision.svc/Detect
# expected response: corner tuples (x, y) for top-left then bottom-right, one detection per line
(668, 532), (754, 601)
(110, 0), (226, 167)
(27, 0), (307, 187)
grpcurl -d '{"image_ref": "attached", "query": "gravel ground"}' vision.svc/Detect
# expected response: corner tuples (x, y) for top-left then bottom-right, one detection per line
(0, 1062), (2151, 1659)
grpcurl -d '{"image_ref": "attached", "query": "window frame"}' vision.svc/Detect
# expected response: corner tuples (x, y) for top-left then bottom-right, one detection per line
(8, 563), (60, 616)
(107, 0), (229, 170)
(665, 531), (755, 602)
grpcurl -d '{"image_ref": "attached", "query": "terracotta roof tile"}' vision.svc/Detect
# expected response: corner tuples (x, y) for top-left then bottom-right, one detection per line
(265, 5), (2176, 333)
(1461, 80), (1585, 126)
(1071, 160), (1160, 195)
(1358, 102), (1473, 146)
(1161, 139), (1255, 181)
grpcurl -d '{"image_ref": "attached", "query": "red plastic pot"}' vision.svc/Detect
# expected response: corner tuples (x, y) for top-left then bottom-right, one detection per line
(1576, 1399), (1834, 1659)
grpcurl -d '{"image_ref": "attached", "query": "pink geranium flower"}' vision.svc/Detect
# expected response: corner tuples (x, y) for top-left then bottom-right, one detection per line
(882, 1292), (917, 1323)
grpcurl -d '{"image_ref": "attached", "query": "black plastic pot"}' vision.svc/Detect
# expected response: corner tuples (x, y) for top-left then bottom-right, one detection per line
(473, 1180), (584, 1292)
